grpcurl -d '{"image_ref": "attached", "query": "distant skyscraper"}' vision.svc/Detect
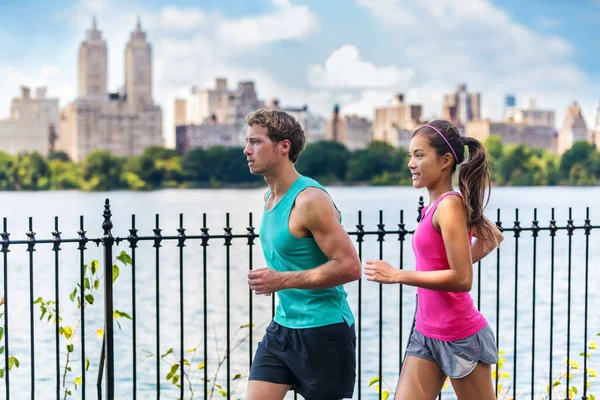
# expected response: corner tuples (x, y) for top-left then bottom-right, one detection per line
(503, 98), (555, 128)
(505, 95), (516, 108)
(78, 16), (107, 100)
(442, 84), (481, 126)
(557, 101), (589, 155)
(373, 93), (422, 147)
(0, 86), (59, 156)
(60, 18), (163, 161)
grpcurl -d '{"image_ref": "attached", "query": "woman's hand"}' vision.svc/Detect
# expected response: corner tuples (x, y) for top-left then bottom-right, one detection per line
(364, 259), (401, 284)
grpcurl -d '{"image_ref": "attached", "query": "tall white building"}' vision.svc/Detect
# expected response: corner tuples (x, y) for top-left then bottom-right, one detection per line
(59, 18), (163, 162)
(0, 86), (59, 156)
(503, 99), (555, 128)
(557, 101), (589, 155)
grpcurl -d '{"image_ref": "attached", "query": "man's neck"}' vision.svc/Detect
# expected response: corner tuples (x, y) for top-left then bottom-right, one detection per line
(264, 164), (301, 198)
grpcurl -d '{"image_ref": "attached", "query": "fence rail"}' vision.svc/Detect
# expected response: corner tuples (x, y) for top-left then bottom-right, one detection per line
(0, 198), (598, 399)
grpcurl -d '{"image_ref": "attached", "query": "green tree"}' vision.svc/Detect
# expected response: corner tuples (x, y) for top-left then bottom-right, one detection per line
(81, 150), (125, 191)
(296, 141), (350, 182)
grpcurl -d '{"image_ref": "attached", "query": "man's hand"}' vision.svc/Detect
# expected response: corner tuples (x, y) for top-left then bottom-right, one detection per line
(364, 259), (400, 284)
(248, 268), (286, 295)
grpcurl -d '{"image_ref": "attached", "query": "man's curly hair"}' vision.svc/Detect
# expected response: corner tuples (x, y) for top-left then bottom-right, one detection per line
(244, 109), (306, 163)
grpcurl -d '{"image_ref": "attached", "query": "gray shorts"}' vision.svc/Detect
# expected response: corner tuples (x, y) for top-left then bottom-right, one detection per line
(405, 324), (498, 379)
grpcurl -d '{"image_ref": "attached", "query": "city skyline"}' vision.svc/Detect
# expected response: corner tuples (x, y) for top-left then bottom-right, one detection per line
(1, 0), (600, 147)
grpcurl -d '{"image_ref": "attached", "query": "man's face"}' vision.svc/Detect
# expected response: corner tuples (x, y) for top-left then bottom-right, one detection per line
(243, 125), (278, 176)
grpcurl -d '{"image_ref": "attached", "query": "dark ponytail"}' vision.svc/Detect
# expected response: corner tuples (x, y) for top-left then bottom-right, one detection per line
(459, 136), (497, 248)
(413, 120), (498, 248)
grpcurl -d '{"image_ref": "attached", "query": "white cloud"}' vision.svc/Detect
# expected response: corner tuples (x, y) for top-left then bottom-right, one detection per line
(269, 0), (291, 7)
(355, 0), (597, 128)
(534, 16), (561, 30)
(307, 45), (414, 89)
(216, 4), (318, 47)
(159, 6), (205, 30)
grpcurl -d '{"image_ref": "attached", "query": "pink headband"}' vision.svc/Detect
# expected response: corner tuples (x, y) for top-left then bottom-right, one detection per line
(425, 124), (458, 163)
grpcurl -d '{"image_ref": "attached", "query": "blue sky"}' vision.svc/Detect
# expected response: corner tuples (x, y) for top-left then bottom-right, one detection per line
(1, 0), (599, 146)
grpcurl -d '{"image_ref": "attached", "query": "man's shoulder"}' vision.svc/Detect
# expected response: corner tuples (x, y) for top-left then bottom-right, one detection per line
(295, 186), (332, 210)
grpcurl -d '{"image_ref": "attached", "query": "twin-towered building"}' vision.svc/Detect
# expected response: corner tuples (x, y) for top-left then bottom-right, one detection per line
(59, 18), (163, 162)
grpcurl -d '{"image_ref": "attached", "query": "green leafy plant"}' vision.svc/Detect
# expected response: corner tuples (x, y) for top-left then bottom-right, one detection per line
(144, 322), (265, 400)
(33, 250), (132, 399)
(543, 334), (598, 400)
(0, 296), (20, 379)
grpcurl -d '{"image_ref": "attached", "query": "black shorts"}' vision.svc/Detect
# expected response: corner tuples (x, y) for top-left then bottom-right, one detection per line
(249, 320), (356, 400)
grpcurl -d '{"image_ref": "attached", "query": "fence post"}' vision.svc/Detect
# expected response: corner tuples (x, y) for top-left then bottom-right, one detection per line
(101, 199), (115, 399)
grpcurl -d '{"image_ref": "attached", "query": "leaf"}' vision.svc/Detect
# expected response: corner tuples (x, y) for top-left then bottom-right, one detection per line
(166, 364), (179, 380)
(233, 373), (242, 380)
(33, 297), (43, 305)
(186, 348), (196, 353)
(85, 294), (94, 305)
(0, 326), (4, 341)
(8, 356), (19, 369)
(91, 260), (99, 274)
(96, 329), (104, 339)
(84, 278), (90, 290)
(553, 380), (561, 387)
(161, 348), (174, 358)
(86, 358), (90, 371)
(94, 280), (100, 290)
(75, 376), (82, 388)
(172, 375), (180, 385)
(218, 390), (228, 398)
(117, 251), (132, 266)
(67, 344), (74, 353)
(198, 361), (206, 370)
(589, 394), (595, 400)
(369, 377), (380, 387)
(112, 265), (120, 283)
(0, 368), (4, 379)
(240, 323), (255, 329)
(69, 288), (77, 303)
(0, 346), (4, 355)
(590, 340), (597, 350)
(62, 326), (73, 339)
(382, 391), (390, 400)
(183, 359), (190, 366)
(114, 310), (132, 320)
(572, 386), (578, 394)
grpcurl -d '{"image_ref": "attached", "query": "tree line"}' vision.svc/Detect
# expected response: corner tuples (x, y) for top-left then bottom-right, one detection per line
(0, 135), (598, 191)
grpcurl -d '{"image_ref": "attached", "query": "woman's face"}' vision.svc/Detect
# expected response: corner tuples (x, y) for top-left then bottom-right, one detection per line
(407, 134), (453, 189)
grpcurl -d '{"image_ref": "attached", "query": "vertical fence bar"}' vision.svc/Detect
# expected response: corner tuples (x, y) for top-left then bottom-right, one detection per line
(377, 210), (385, 400)
(102, 199), (115, 400)
(153, 214), (162, 396)
(26, 217), (36, 399)
(224, 213), (232, 397)
(582, 207), (591, 400)
(398, 210), (406, 373)
(247, 213), (256, 371)
(512, 208), (521, 400)
(549, 208), (557, 400)
(78, 216), (88, 398)
(356, 211), (364, 400)
(2, 218), (10, 400)
(201, 214), (209, 398)
(477, 261), (482, 311)
(177, 213), (186, 400)
(531, 209), (539, 400)
(128, 215), (139, 399)
(52, 217), (61, 400)
(565, 208), (574, 400)
(495, 209), (502, 397)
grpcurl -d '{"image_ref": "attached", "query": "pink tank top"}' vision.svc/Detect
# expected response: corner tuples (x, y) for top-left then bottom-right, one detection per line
(412, 192), (488, 341)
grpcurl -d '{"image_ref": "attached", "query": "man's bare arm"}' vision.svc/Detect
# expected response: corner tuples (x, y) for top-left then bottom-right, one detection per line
(248, 188), (361, 295)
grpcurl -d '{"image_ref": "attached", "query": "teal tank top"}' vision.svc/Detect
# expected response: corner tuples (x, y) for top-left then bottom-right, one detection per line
(259, 176), (355, 329)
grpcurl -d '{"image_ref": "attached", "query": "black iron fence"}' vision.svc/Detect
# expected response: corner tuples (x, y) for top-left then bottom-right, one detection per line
(1, 199), (599, 399)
